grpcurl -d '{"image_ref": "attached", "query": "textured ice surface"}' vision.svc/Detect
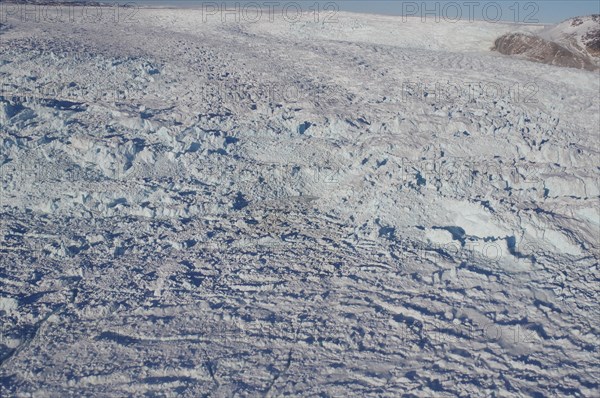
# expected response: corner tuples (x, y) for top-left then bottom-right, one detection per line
(0, 5), (599, 397)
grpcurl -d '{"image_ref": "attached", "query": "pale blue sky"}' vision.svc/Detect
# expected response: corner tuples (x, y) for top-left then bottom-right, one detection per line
(135, 1), (600, 23)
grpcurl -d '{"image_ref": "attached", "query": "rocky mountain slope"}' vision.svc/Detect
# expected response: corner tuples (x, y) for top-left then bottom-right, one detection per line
(493, 15), (600, 70)
(544, 15), (600, 58)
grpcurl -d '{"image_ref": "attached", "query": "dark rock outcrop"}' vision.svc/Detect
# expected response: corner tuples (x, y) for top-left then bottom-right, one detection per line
(493, 15), (599, 71)
(493, 32), (598, 71)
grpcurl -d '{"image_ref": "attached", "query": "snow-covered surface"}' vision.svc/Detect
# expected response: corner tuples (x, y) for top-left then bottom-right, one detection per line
(1, 6), (599, 397)
(541, 15), (600, 60)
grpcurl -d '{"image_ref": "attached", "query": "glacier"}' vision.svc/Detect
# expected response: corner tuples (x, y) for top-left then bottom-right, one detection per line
(0, 3), (599, 397)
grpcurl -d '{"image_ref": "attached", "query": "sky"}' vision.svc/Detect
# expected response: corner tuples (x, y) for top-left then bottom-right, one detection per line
(134, 1), (600, 24)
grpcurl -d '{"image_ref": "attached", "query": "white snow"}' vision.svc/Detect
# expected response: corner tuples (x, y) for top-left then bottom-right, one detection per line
(0, 5), (599, 397)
